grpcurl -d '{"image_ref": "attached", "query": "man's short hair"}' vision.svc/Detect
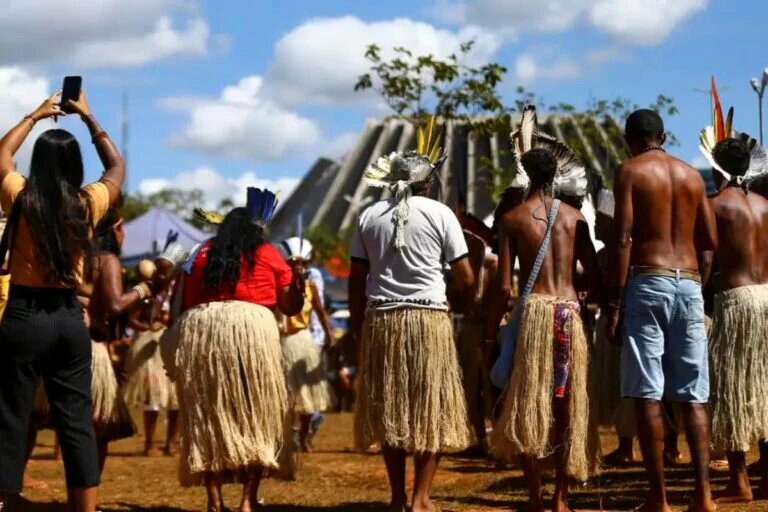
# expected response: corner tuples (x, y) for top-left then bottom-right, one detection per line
(522, 148), (557, 187)
(625, 109), (664, 142)
(713, 138), (751, 177)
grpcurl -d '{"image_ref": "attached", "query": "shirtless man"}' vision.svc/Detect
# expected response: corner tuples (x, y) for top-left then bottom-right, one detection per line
(487, 148), (600, 512)
(608, 110), (718, 512)
(706, 138), (768, 503)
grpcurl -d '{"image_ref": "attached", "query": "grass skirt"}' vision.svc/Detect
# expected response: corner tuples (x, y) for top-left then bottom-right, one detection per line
(282, 329), (332, 415)
(491, 294), (599, 481)
(92, 341), (136, 441)
(710, 284), (768, 453)
(354, 307), (470, 453)
(175, 301), (288, 486)
(124, 328), (179, 410)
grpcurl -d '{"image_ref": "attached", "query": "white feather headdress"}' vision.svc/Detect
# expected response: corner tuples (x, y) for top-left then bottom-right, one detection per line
(510, 105), (588, 200)
(363, 117), (447, 249)
(699, 77), (768, 190)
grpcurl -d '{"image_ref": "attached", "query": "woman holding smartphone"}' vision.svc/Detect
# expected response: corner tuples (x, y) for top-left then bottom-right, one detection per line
(0, 90), (124, 512)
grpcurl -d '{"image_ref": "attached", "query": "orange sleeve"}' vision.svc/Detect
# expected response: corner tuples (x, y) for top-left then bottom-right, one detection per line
(81, 181), (110, 228)
(267, 244), (293, 288)
(0, 172), (26, 215)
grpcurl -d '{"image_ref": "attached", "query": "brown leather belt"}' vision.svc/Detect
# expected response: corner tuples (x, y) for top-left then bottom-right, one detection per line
(631, 266), (702, 284)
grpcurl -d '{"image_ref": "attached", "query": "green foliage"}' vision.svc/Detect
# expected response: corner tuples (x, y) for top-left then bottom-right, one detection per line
(355, 41), (509, 133)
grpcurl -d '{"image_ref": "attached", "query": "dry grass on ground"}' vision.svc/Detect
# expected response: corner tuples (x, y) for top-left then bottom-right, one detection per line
(11, 412), (768, 511)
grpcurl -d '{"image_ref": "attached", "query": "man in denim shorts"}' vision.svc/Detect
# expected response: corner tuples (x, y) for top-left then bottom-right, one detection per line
(608, 110), (718, 512)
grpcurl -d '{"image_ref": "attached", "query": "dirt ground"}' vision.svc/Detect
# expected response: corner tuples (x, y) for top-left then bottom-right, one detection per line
(11, 412), (768, 511)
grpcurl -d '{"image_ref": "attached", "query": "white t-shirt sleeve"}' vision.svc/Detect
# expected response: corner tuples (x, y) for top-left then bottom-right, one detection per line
(350, 216), (368, 261)
(442, 209), (469, 263)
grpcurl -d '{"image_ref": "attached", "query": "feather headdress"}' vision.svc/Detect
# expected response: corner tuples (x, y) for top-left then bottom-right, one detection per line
(699, 76), (768, 190)
(509, 106), (588, 199)
(192, 188), (279, 227)
(363, 116), (447, 249)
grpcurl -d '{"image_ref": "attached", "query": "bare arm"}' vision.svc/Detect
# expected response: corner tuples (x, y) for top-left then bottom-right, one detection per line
(0, 92), (65, 183)
(310, 281), (334, 346)
(66, 92), (125, 205)
(485, 222), (515, 341)
(609, 165), (633, 304)
(695, 192), (717, 285)
(276, 267), (305, 317)
(97, 254), (150, 319)
(575, 216), (602, 303)
(348, 259), (369, 340)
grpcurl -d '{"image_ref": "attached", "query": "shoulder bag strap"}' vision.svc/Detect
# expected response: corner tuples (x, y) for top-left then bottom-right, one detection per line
(519, 198), (561, 302)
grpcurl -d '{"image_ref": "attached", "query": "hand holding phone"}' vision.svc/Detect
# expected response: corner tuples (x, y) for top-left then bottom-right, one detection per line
(60, 76), (82, 114)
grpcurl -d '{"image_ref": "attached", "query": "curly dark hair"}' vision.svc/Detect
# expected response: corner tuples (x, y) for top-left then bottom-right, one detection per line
(202, 207), (266, 292)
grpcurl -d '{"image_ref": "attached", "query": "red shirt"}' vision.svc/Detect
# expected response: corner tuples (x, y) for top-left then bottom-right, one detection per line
(182, 241), (293, 310)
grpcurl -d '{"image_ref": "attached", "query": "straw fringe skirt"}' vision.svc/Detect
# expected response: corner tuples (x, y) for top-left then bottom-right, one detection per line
(710, 284), (768, 453)
(282, 329), (332, 415)
(125, 329), (179, 410)
(175, 301), (288, 486)
(491, 294), (599, 481)
(354, 307), (470, 454)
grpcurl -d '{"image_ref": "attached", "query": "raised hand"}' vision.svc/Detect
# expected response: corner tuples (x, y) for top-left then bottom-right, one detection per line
(30, 91), (66, 121)
(67, 90), (93, 118)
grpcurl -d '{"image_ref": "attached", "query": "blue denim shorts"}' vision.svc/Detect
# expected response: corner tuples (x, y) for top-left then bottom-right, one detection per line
(620, 273), (709, 403)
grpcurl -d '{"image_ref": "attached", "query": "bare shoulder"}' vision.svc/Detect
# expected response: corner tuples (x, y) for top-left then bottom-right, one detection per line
(670, 154), (705, 188)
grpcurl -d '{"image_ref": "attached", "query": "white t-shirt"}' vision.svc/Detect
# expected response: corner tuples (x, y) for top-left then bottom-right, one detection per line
(350, 196), (469, 311)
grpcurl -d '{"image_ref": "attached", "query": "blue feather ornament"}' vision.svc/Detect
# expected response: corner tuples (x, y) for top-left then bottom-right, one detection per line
(246, 187), (278, 226)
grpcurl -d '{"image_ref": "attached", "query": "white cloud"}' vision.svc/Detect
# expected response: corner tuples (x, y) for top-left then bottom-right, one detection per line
(514, 53), (582, 83)
(265, 16), (502, 106)
(0, 0), (213, 68)
(690, 155), (710, 170)
(589, 0), (707, 45)
(163, 76), (321, 161)
(433, 0), (707, 45)
(138, 167), (301, 209)
(0, 67), (52, 172)
(71, 17), (209, 68)
(432, 0), (590, 33)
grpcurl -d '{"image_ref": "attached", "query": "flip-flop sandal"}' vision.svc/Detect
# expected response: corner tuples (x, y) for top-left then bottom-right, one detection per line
(710, 459), (729, 472)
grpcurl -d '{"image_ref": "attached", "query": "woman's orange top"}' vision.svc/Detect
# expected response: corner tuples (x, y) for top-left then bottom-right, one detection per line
(0, 172), (110, 288)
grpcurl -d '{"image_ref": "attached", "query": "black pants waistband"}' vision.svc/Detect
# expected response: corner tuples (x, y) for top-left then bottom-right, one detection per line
(9, 285), (79, 307)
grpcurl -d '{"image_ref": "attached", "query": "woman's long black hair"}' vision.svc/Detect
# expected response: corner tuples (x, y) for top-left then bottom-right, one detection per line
(202, 207), (265, 292)
(20, 129), (93, 285)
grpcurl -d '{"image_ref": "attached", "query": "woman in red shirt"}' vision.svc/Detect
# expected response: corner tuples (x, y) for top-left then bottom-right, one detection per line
(169, 191), (304, 512)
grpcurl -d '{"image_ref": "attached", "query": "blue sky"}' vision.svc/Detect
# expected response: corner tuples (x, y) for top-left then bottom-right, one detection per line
(2, 0), (766, 206)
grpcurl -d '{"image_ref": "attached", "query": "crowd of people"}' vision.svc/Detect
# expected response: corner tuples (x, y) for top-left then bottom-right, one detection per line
(0, 82), (767, 512)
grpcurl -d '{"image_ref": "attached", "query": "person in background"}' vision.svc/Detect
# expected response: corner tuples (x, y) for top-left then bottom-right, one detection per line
(350, 121), (474, 512)
(277, 238), (334, 453)
(0, 90), (124, 512)
(168, 191), (305, 512)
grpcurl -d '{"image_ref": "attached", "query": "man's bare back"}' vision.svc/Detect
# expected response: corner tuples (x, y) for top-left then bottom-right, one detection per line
(709, 188), (768, 290)
(500, 195), (598, 300)
(615, 150), (715, 271)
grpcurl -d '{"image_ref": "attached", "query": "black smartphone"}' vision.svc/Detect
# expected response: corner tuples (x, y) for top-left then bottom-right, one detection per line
(60, 76), (82, 114)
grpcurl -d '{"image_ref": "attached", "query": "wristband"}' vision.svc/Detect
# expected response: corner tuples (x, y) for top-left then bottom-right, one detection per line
(132, 285), (146, 301)
(23, 115), (36, 126)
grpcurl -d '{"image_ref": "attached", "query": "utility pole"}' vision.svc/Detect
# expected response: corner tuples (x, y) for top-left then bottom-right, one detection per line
(693, 84), (729, 119)
(121, 92), (129, 192)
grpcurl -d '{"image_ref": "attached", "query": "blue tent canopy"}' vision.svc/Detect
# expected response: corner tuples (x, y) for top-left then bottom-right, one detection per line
(121, 208), (208, 266)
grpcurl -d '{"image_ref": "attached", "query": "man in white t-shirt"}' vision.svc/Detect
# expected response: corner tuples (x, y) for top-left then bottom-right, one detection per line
(349, 134), (474, 512)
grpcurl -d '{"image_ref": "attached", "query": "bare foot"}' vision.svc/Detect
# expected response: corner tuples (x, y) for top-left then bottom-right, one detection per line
(143, 447), (163, 457)
(684, 500), (717, 512)
(663, 451), (684, 466)
(604, 447), (635, 467)
(163, 445), (178, 456)
(23, 475), (48, 489)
